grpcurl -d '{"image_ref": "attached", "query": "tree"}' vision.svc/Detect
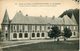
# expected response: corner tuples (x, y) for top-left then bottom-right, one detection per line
(48, 25), (61, 41)
(59, 9), (79, 25)
(63, 27), (72, 41)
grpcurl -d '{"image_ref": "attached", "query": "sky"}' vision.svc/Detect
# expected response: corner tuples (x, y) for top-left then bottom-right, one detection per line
(0, 0), (79, 28)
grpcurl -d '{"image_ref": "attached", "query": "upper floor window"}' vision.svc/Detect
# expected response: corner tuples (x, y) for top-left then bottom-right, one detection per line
(37, 26), (40, 31)
(11, 25), (13, 32)
(13, 25), (17, 32)
(5, 26), (8, 31)
(32, 25), (35, 31)
(19, 25), (23, 32)
(24, 25), (28, 31)
(61, 26), (63, 30)
(74, 26), (76, 30)
(41, 26), (45, 31)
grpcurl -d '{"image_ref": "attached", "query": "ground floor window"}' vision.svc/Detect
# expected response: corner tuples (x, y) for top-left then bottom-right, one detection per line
(19, 33), (23, 38)
(5, 33), (8, 40)
(74, 32), (75, 35)
(32, 33), (35, 37)
(37, 33), (40, 37)
(48, 27), (50, 29)
(42, 33), (44, 37)
(24, 33), (28, 38)
(13, 33), (17, 38)
(5, 33), (8, 38)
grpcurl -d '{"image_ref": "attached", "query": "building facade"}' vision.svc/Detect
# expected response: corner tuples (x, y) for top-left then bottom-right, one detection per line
(1, 10), (79, 41)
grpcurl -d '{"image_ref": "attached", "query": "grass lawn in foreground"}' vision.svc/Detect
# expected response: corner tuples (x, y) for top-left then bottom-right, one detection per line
(3, 40), (79, 51)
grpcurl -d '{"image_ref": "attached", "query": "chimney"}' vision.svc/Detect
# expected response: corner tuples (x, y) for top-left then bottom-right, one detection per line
(40, 15), (42, 17)
(52, 16), (55, 19)
(45, 16), (47, 18)
(26, 14), (28, 16)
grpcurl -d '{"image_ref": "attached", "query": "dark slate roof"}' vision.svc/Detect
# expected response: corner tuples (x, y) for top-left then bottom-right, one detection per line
(2, 10), (10, 24)
(11, 11), (77, 25)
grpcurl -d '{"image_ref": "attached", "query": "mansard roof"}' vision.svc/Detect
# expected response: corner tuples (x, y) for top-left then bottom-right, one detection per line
(11, 11), (77, 25)
(2, 10), (10, 24)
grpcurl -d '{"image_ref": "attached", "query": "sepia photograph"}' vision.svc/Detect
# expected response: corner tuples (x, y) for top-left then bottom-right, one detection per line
(0, 0), (79, 51)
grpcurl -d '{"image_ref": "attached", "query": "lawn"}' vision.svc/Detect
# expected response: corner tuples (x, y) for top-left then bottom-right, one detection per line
(3, 40), (79, 51)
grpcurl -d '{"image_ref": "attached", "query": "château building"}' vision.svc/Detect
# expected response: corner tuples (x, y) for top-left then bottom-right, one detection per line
(1, 10), (78, 40)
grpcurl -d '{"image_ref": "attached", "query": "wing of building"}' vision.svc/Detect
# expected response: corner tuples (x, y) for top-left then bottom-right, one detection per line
(1, 10), (78, 40)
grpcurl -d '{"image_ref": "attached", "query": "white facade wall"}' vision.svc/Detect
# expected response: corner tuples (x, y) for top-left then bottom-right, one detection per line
(9, 24), (78, 40)
(10, 32), (31, 40)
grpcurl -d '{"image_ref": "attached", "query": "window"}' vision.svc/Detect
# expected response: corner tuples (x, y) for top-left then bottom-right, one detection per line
(11, 25), (13, 32)
(37, 26), (40, 31)
(48, 27), (50, 29)
(5, 27), (8, 31)
(5, 33), (8, 38)
(32, 26), (35, 31)
(32, 33), (35, 37)
(14, 26), (15, 30)
(24, 33), (28, 38)
(37, 33), (40, 37)
(74, 26), (76, 30)
(19, 33), (23, 38)
(24, 25), (28, 31)
(13, 33), (17, 38)
(74, 32), (75, 35)
(17, 25), (19, 32)
(42, 33), (44, 37)
(41, 26), (44, 30)
(19, 25), (23, 32)
(61, 26), (63, 30)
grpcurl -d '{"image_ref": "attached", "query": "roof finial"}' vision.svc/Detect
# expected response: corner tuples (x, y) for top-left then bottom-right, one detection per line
(2, 9), (9, 24)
